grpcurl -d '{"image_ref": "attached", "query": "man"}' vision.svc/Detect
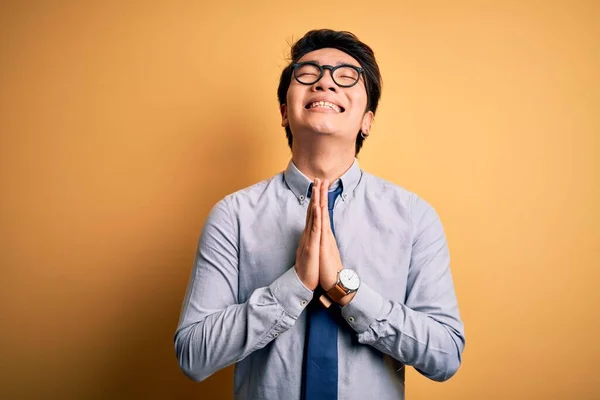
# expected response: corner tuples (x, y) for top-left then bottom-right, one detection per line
(175, 29), (465, 399)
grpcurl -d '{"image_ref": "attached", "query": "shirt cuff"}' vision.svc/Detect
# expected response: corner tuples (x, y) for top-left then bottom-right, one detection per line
(269, 266), (314, 319)
(340, 281), (387, 333)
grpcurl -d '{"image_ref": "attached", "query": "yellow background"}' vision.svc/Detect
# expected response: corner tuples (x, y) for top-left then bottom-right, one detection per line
(1, 1), (598, 399)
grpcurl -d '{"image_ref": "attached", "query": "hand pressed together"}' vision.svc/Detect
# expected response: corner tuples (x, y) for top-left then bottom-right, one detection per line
(294, 179), (344, 293)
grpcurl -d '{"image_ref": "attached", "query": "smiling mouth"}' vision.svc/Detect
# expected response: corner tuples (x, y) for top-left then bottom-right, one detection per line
(305, 101), (344, 113)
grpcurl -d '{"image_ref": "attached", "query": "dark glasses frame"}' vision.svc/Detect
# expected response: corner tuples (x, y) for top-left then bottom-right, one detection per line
(292, 61), (364, 88)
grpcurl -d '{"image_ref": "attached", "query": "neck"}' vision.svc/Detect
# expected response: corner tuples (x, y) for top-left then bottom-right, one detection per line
(291, 136), (355, 187)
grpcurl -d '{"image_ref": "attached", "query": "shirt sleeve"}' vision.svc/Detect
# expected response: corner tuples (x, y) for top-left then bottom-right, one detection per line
(340, 194), (466, 382)
(174, 196), (313, 382)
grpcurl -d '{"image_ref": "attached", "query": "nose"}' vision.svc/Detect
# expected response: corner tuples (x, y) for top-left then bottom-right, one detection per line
(313, 69), (338, 93)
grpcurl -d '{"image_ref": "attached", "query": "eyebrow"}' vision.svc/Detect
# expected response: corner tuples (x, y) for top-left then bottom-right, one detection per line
(302, 60), (360, 68)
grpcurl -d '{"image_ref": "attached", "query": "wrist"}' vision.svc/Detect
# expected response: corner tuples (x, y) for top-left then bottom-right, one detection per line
(320, 268), (341, 292)
(321, 277), (338, 292)
(337, 291), (356, 306)
(295, 265), (318, 291)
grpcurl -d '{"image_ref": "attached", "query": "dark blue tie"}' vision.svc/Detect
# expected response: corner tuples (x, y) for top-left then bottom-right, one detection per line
(303, 183), (343, 400)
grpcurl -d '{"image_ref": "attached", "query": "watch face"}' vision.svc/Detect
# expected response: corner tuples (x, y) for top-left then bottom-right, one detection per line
(339, 269), (360, 291)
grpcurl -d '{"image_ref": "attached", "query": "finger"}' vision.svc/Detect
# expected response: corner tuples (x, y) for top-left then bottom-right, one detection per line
(305, 179), (318, 227)
(321, 180), (330, 234)
(311, 179), (321, 236)
(321, 179), (328, 209)
(298, 181), (318, 265)
(321, 204), (330, 246)
(306, 180), (315, 223)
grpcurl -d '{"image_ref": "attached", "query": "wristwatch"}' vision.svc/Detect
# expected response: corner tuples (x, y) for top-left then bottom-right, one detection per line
(326, 269), (361, 303)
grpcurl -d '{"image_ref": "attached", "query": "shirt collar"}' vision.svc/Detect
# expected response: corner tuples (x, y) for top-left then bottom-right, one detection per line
(283, 158), (362, 204)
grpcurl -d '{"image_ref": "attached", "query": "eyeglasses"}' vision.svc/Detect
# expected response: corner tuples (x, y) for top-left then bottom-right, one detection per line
(292, 61), (364, 88)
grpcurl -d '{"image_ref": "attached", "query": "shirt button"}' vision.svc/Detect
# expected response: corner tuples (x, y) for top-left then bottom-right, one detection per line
(301, 300), (307, 306)
(342, 193), (348, 200)
(348, 316), (355, 323)
(273, 332), (279, 337)
(299, 195), (305, 201)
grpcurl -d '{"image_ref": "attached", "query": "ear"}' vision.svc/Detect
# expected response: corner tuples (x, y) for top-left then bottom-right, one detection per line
(280, 104), (288, 127)
(361, 111), (374, 135)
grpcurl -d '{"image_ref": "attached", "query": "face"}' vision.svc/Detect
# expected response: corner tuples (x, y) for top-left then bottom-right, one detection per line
(280, 48), (373, 144)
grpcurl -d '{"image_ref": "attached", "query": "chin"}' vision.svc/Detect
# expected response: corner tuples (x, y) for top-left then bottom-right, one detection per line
(290, 120), (347, 139)
(308, 122), (339, 135)
(313, 128), (338, 136)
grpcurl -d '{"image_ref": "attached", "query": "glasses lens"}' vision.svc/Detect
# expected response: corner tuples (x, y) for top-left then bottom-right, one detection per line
(294, 64), (321, 84)
(333, 66), (360, 87)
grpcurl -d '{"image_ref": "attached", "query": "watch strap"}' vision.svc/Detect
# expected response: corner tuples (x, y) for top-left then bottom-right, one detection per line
(326, 284), (348, 303)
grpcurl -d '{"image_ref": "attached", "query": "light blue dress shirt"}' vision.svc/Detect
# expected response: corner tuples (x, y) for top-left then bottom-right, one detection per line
(175, 159), (465, 400)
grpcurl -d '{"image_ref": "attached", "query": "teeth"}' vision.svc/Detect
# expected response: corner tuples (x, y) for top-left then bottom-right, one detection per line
(309, 101), (341, 112)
